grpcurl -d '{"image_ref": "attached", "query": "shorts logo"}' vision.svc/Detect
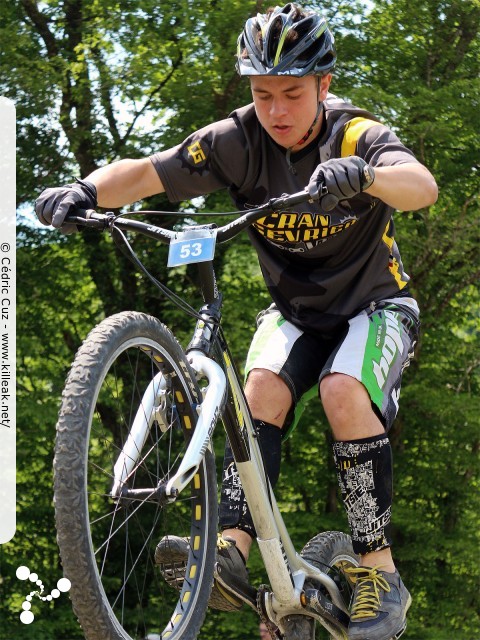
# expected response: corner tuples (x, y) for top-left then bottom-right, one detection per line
(187, 141), (206, 164)
(372, 310), (404, 389)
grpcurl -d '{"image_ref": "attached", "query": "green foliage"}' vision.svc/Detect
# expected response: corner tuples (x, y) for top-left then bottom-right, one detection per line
(2, 0), (479, 638)
(394, 382), (480, 638)
(2, 228), (102, 638)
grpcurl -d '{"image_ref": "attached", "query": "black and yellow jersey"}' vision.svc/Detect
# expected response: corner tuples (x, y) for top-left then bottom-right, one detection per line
(151, 94), (419, 333)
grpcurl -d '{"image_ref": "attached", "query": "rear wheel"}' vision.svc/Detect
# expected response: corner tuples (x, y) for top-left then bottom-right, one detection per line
(54, 311), (218, 640)
(301, 531), (359, 640)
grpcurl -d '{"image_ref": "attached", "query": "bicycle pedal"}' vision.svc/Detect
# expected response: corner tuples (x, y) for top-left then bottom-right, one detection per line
(214, 561), (258, 610)
(303, 587), (349, 632)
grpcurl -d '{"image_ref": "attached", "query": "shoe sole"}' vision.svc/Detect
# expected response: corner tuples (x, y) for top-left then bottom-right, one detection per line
(390, 592), (412, 640)
(208, 581), (243, 612)
(155, 545), (242, 612)
(155, 539), (190, 590)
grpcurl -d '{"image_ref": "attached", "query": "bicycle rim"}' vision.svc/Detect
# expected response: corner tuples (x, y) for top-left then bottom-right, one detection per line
(54, 312), (217, 640)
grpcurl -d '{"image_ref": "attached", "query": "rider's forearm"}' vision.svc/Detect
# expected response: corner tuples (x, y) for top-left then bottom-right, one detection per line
(86, 158), (164, 208)
(365, 163), (438, 211)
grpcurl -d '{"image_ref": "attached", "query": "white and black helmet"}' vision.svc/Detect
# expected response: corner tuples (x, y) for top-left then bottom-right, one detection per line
(236, 3), (336, 76)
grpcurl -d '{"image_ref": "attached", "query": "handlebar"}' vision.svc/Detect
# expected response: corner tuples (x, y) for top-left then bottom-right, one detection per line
(65, 188), (322, 245)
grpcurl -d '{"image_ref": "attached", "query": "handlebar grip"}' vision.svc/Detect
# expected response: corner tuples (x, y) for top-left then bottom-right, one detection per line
(64, 209), (108, 229)
(319, 193), (339, 212)
(64, 208), (89, 223)
(307, 179), (339, 212)
(268, 189), (311, 209)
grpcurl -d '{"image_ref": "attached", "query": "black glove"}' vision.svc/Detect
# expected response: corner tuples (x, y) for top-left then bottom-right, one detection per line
(308, 156), (375, 211)
(35, 179), (97, 232)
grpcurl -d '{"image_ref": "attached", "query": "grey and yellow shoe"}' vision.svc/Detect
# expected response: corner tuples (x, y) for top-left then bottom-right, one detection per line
(345, 566), (412, 640)
(155, 534), (248, 612)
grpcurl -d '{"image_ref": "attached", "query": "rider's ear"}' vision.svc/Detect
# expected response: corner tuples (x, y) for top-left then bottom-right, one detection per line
(318, 74), (332, 100)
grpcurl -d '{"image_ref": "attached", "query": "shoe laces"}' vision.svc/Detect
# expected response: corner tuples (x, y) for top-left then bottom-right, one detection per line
(217, 534), (233, 550)
(346, 565), (391, 620)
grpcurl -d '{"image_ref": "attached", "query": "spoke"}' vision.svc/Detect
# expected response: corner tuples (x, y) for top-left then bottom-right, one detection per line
(83, 335), (202, 637)
(94, 492), (156, 560)
(110, 508), (163, 610)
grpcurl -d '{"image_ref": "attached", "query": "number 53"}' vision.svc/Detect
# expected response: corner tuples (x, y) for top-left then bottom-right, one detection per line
(180, 242), (202, 259)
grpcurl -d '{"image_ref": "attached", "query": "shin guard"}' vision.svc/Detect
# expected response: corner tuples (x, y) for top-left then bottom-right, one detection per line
(332, 434), (393, 555)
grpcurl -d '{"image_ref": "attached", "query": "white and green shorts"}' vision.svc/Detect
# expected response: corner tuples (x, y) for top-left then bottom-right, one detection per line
(245, 298), (420, 436)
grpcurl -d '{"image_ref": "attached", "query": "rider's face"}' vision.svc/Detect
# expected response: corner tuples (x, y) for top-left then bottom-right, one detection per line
(251, 74), (331, 151)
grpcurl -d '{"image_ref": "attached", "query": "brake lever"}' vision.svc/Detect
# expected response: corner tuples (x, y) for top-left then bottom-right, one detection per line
(64, 209), (112, 230)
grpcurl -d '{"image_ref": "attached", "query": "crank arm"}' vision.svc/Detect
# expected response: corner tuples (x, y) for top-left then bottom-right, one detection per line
(214, 562), (258, 611)
(303, 587), (349, 633)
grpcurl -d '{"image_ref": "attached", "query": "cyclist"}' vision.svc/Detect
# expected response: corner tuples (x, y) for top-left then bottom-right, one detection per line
(35, 4), (438, 639)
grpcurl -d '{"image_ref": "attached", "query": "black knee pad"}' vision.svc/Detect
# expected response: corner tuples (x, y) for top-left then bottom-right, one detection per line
(219, 419), (282, 536)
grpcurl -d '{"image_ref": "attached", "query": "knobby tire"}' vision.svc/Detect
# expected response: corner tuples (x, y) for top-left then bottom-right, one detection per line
(302, 531), (359, 640)
(54, 311), (217, 640)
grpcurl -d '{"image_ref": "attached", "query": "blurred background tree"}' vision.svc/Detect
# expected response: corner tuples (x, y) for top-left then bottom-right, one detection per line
(1, 0), (478, 637)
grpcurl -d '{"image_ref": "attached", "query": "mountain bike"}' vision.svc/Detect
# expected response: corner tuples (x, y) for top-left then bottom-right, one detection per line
(53, 187), (360, 640)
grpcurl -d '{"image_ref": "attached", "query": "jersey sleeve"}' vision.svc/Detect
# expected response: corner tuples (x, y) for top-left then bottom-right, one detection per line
(150, 117), (251, 203)
(343, 119), (419, 168)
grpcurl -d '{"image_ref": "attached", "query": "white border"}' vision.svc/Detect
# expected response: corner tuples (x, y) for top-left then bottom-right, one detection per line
(0, 97), (16, 543)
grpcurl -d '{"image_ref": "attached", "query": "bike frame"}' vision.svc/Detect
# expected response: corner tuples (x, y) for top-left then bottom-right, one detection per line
(109, 255), (348, 639)
(70, 192), (350, 638)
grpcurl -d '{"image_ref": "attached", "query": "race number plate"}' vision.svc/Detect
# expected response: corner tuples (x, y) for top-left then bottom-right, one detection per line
(167, 228), (217, 267)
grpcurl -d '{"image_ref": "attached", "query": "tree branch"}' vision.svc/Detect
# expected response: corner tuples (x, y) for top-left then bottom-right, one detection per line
(422, 267), (480, 329)
(90, 44), (122, 151)
(412, 194), (479, 284)
(118, 52), (184, 151)
(19, 0), (58, 58)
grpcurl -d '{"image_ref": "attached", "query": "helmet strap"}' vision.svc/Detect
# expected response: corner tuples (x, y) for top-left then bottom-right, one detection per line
(286, 77), (324, 175)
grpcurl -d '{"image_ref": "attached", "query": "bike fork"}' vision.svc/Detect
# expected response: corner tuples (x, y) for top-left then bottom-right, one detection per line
(110, 350), (227, 501)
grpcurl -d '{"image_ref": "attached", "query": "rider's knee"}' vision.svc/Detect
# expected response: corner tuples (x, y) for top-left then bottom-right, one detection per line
(246, 368), (290, 395)
(320, 373), (366, 417)
(320, 373), (384, 439)
(245, 368), (292, 427)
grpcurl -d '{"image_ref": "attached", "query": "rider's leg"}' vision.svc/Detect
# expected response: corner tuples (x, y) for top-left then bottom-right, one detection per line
(319, 300), (420, 568)
(319, 303), (419, 639)
(320, 373), (395, 572)
(220, 368), (292, 561)
(218, 303), (341, 561)
(245, 368), (292, 428)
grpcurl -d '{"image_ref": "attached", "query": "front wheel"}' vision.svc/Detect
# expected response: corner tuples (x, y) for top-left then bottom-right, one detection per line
(301, 531), (359, 640)
(54, 311), (218, 640)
